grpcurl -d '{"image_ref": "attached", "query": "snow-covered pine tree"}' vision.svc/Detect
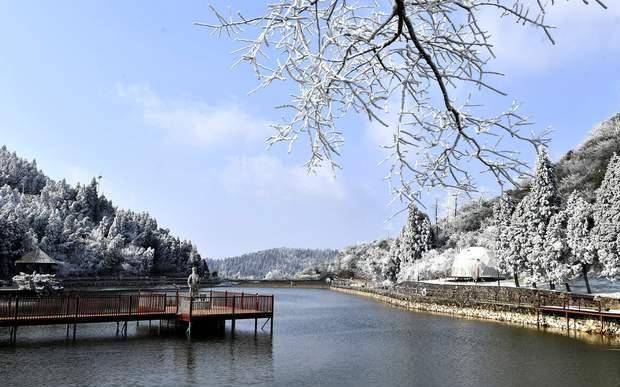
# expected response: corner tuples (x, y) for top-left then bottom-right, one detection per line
(592, 153), (620, 279)
(399, 205), (433, 266)
(565, 192), (597, 293)
(382, 237), (401, 282)
(493, 193), (517, 285)
(510, 147), (562, 287)
(544, 209), (571, 291)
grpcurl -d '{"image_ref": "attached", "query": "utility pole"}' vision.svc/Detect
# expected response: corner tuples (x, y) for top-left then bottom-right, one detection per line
(434, 198), (439, 237)
(452, 193), (459, 217)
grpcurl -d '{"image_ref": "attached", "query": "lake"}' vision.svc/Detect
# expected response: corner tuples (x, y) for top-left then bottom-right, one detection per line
(1, 288), (619, 387)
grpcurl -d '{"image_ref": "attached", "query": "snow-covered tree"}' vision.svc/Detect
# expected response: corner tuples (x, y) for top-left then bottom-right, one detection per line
(510, 147), (562, 286)
(121, 246), (155, 276)
(593, 153), (620, 279)
(0, 145), (204, 278)
(493, 194), (518, 284)
(382, 237), (401, 282)
(209, 247), (340, 280)
(565, 192), (597, 293)
(400, 205), (433, 265)
(544, 209), (571, 290)
(200, 1), (606, 202)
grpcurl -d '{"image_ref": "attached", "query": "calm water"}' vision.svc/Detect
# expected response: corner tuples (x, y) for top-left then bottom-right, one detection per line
(1, 288), (619, 387)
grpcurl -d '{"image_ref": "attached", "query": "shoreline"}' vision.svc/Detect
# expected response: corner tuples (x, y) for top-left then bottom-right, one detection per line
(331, 284), (620, 346)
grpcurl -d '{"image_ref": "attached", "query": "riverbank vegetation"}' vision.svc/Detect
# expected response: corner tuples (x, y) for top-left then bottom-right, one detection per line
(0, 145), (204, 279)
(330, 115), (620, 293)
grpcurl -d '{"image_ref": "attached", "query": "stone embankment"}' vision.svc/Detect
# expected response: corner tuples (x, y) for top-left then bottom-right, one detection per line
(331, 281), (620, 339)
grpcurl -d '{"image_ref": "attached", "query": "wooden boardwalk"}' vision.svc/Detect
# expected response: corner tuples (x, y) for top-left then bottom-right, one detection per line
(0, 290), (274, 343)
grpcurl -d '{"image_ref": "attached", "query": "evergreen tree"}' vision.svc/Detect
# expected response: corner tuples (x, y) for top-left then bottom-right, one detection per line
(592, 153), (620, 279)
(493, 194), (518, 285)
(565, 192), (597, 293)
(544, 209), (571, 290)
(382, 237), (401, 282)
(511, 147), (562, 286)
(0, 145), (205, 278)
(399, 205), (433, 265)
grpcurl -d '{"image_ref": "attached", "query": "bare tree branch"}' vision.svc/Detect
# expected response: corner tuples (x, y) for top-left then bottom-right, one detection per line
(196, 0), (606, 204)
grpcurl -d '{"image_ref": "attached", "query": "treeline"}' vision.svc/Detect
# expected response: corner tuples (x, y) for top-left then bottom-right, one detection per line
(495, 149), (620, 292)
(208, 247), (339, 279)
(329, 114), (620, 289)
(0, 145), (204, 279)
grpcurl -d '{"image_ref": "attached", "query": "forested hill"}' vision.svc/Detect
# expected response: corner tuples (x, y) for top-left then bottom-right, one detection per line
(0, 145), (203, 279)
(436, 113), (620, 248)
(328, 113), (620, 282)
(208, 248), (339, 279)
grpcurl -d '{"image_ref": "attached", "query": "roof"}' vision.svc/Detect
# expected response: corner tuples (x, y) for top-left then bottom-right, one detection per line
(15, 248), (61, 265)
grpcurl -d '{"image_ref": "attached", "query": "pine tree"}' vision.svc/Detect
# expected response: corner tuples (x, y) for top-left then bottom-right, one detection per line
(493, 194), (518, 285)
(399, 205), (433, 265)
(544, 210), (571, 290)
(382, 237), (401, 282)
(565, 192), (597, 293)
(592, 153), (620, 279)
(511, 147), (562, 287)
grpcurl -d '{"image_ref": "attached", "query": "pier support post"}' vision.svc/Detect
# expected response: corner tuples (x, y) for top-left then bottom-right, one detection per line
(231, 295), (236, 336)
(254, 318), (258, 336)
(12, 297), (19, 344)
(73, 295), (80, 342)
(137, 291), (141, 327)
(186, 295), (193, 337)
(9, 326), (17, 345)
(270, 295), (274, 336)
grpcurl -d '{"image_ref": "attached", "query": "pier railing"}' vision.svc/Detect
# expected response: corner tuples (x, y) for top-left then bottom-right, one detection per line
(177, 291), (274, 320)
(0, 292), (175, 324)
(0, 290), (273, 326)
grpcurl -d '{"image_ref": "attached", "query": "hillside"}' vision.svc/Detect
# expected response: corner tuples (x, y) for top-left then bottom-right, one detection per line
(208, 247), (339, 279)
(0, 145), (203, 279)
(331, 113), (620, 280)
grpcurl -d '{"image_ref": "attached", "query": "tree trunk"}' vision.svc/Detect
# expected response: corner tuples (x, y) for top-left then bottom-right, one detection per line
(564, 283), (571, 293)
(582, 265), (592, 294)
(513, 267), (520, 288)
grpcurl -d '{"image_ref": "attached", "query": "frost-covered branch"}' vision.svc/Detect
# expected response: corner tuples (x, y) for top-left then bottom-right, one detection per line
(197, 0), (606, 202)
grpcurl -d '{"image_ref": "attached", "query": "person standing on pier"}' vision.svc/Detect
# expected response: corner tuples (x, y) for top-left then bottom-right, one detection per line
(187, 267), (201, 297)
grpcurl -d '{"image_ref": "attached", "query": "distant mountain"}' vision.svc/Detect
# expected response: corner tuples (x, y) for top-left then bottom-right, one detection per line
(0, 145), (203, 279)
(208, 248), (339, 280)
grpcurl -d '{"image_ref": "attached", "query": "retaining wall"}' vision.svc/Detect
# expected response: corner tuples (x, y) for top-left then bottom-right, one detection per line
(331, 282), (620, 339)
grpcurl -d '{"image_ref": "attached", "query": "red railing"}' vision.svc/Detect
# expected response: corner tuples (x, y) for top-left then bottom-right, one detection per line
(0, 290), (273, 326)
(0, 292), (175, 324)
(177, 291), (274, 320)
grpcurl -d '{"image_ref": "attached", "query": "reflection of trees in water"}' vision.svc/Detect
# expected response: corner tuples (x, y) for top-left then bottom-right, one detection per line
(175, 328), (274, 386)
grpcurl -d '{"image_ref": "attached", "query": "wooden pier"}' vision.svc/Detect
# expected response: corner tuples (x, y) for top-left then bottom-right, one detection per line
(0, 290), (274, 344)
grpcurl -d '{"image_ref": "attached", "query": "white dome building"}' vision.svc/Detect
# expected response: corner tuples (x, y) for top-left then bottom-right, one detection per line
(450, 247), (501, 281)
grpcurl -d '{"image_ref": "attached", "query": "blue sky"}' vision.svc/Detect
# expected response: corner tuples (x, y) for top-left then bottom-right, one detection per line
(0, 1), (618, 257)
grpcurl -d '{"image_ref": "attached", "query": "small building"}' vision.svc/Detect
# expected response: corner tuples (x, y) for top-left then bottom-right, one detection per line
(14, 248), (61, 274)
(450, 247), (501, 281)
